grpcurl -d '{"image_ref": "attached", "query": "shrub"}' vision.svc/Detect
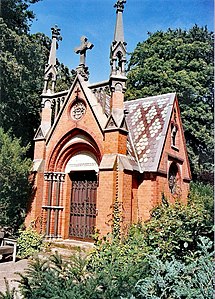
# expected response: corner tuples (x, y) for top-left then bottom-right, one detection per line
(17, 227), (44, 258)
(0, 128), (32, 234)
(13, 182), (214, 298)
(0, 278), (16, 299)
(16, 236), (213, 299)
(126, 237), (214, 299)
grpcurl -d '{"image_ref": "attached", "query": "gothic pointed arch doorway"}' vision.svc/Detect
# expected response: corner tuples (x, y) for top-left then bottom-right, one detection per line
(65, 152), (99, 240)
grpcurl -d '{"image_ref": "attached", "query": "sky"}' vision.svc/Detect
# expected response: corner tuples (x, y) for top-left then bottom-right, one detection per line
(30, 0), (214, 83)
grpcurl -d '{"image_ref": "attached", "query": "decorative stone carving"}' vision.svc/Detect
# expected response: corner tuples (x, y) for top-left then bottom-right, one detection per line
(71, 101), (86, 120)
(51, 25), (62, 41)
(44, 172), (65, 182)
(114, 0), (126, 11)
(74, 36), (94, 81)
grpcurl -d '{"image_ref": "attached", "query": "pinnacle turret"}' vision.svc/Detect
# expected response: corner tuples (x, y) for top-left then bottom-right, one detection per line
(110, 0), (127, 85)
(109, 0), (127, 100)
(43, 25), (62, 94)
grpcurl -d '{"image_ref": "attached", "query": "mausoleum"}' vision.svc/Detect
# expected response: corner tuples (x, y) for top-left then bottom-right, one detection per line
(26, 0), (191, 240)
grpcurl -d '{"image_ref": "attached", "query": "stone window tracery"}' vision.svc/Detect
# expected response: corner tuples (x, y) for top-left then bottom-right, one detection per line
(71, 100), (86, 120)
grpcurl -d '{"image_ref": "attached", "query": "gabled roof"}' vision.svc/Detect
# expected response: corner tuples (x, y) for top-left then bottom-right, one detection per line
(125, 93), (176, 172)
(45, 75), (108, 144)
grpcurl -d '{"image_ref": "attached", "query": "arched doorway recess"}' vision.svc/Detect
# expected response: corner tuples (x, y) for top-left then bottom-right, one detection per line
(66, 152), (98, 239)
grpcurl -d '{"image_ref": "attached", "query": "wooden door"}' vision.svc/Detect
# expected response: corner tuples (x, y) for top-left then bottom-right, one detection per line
(69, 171), (97, 239)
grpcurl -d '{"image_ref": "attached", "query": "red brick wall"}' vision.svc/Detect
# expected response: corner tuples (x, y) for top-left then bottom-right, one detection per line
(96, 170), (117, 236)
(157, 99), (191, 201)
(104, 131), (127, 155)
(45, 86), (104, 172)
(119, 171), (132, 229)
(136, 174), (157, 222)
(34, 141), (46, 160)
(25, 172), (44, 231)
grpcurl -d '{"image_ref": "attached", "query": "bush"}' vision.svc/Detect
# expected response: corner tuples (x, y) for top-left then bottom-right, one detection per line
(17, 227), (44, 258)
(126, 237), (213, 299)
(13, 183), (214, 298)
(0, 128), (32, 234)
(16, 236), (213, 299)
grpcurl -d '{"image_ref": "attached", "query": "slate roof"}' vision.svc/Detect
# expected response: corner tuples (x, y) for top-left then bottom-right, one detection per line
(124, 93), (176, 173)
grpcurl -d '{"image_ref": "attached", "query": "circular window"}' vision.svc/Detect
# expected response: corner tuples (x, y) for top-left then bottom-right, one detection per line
(168, 162), (178, 194)
(71, 100), (86, 120)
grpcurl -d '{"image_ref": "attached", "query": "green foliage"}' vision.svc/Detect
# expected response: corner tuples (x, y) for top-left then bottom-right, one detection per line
(126, 238), (213, 299)
(17, 227), (44, 258)
(18, 251), (97, 299)
(1, 0), (41, 34)
(0, 128), (32, 233)
(16, 237), (213, 299)
(11, 185), (214, 298)
(0, 18), (50, 151)
(126, 26), (214, 179)
(0, 15), (74, 154)
(138, 185), (213, 261)
(111, 198), (122, 240)
(0, 278), (16, 299)
(55, 63), (75, 93)
(189, 181), (214, 219)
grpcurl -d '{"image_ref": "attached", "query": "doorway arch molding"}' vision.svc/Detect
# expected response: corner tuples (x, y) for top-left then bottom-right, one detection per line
(47, 128), (102, 172)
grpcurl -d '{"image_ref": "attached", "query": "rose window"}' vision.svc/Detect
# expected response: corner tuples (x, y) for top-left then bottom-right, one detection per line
(71, 101), (86, 120)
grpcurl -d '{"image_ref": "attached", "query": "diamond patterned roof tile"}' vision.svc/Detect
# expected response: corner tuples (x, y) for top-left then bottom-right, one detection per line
(125, 93), (176, 172)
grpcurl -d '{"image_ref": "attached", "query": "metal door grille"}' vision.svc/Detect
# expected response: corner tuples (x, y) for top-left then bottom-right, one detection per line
(69, 172), (97, 239)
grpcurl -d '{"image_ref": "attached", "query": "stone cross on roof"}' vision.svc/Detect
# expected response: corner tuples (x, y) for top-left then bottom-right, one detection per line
(74, 36), (94, 66)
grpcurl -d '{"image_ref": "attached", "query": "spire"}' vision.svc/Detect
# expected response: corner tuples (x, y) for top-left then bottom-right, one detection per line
(114, 0), (126, 42)
(43, 25), (62, 94)
(110, 0), (127, 81)
(48, 25), (62, 66)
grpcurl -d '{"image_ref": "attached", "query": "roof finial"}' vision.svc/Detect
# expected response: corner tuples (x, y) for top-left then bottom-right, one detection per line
(51, 25), (62, 40)
(114, 0), (126, 12)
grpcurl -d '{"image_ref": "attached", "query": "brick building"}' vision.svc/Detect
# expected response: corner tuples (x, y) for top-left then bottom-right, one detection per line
(26, 0), (191, 239)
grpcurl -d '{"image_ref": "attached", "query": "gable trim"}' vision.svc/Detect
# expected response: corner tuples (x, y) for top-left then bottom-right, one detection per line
(45, 75), (107, 145)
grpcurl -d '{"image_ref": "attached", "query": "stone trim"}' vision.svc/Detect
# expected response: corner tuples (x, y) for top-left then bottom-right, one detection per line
(44, 172), (65, 182)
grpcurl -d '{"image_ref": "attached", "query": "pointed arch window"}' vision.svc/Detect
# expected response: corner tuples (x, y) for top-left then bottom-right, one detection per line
(171, 109), (179, 150)
(171, 122), (178, 147)
(116, 51), (123, 71)
(168, 162), (179, 194)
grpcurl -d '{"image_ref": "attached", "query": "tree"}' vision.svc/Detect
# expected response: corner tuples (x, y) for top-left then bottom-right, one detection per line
(55, 62), (76, 93)
(0, 0), (41, 34)
(0, 19), (50, 153)
(0, 128), (32, 232)
(0, 6), (74, 155)
(126, 26), (214, 180)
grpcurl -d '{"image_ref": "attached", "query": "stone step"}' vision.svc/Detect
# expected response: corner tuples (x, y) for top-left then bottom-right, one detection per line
(44, 239), (94, 258)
